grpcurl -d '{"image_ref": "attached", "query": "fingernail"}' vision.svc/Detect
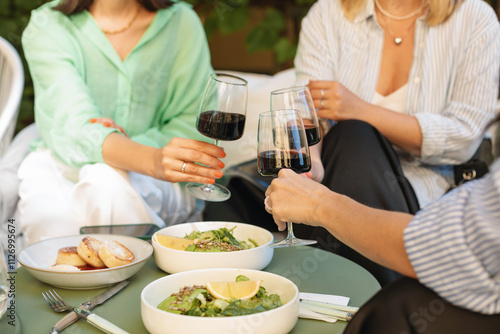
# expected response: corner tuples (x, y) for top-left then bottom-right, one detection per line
(89, 118), (96, 123)
(218, 161), (225, 169)
(219, 150), (226, 158)
(103, 122), (111, 127)
(215, 171), (223, 178)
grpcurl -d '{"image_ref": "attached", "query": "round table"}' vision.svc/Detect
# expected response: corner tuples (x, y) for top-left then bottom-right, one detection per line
(1, 246), (380, 334)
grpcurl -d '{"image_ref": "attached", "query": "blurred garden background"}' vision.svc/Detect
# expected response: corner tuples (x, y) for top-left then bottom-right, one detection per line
(1, 0), (499, 135)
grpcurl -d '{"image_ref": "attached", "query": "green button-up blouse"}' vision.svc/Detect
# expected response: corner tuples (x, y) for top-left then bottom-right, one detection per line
(22, 0), (213, 168)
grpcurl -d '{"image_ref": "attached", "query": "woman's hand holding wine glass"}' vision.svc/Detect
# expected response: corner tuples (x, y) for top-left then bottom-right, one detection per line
(156, 137), (226, 184)
(257, 109), (317, 248)
(186, 72), (248, 202)
(270, 86), (324, 182)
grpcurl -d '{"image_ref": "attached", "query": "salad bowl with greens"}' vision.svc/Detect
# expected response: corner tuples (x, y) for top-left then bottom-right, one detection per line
(157, 274), (282, 317)
(152, 222), (274, 274)
(141, 268), (299, 334)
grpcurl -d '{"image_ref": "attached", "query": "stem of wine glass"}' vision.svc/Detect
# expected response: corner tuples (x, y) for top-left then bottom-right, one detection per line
(286, 222), (296, 241)
(201, 139), (220, 192)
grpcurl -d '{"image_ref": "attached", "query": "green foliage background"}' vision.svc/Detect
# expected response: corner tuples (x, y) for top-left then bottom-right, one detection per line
(1, 0), (499, 134)
(185, 0), (317, 65)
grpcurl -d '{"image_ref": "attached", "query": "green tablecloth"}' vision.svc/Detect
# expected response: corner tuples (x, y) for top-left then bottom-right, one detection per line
(0, 246), (380, 334)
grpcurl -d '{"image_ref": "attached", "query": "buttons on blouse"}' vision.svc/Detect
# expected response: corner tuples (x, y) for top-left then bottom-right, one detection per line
(413, 77), (421, 84)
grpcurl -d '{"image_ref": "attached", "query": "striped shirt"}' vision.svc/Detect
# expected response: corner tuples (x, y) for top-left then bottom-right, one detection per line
(294, 0), (500, 207)
(404, 159), (500, 314)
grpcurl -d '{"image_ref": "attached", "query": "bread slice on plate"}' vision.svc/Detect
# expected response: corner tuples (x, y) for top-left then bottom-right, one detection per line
(56, 246), (87, 267)
(98, 239), (135, 268)
(77, 236), (105, 268)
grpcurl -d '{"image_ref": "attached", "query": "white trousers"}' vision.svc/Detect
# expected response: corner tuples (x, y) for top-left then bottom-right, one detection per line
(18, 150), (203, 245)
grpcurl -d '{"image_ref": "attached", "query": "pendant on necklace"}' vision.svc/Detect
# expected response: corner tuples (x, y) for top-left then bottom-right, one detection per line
(394, 37), (403, 45)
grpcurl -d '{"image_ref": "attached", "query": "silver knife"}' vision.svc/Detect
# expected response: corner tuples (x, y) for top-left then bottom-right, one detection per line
(49, 280), (129, 334)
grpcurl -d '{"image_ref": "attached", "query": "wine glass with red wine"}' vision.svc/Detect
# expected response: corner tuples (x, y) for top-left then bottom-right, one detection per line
(186, 72), (248, 202)
(270, 86), (321, 146)
(258, 109), (317, 247)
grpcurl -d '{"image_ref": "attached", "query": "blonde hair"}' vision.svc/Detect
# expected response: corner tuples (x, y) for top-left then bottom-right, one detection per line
(340, 0), (464, 26)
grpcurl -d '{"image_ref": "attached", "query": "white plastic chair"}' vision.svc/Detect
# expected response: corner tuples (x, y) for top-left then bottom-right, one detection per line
(0, 36), (24, 158)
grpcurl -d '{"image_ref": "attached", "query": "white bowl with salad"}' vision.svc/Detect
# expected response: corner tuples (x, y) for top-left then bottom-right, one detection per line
(141, 268), (299, 334)
(152, 221), (274, 274)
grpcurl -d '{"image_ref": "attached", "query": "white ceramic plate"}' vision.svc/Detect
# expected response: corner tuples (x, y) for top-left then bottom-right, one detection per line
(18, 234), (153, 289)
(152, 222), (274, 274)
(141, 268), (299, 334)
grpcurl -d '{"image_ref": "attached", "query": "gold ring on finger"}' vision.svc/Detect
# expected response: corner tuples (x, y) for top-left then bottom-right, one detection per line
(181, 161), (188, 173)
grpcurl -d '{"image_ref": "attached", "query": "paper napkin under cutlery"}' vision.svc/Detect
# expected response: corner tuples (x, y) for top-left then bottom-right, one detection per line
(299, 292), (351, 323)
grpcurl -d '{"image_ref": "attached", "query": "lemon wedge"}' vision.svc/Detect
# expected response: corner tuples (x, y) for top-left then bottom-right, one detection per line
(206, 282), (231, 300)
(206, 280), (263, 301)
(155, 234), (196, 250)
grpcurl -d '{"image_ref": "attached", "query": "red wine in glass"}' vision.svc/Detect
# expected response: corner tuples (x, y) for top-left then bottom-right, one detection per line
(270, 86), (321, 147)
(197, 110), (246, 141)
(257, 109), (317, 248)
(304, 123), (321, 146)
(258, 150), (311, 176)
(186, 73), (248, 202)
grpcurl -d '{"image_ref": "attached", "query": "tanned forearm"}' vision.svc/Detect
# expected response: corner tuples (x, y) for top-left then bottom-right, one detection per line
(101, 133), (161, 179)
(317, 191), (417, 278)
(358, 105), (422, 156)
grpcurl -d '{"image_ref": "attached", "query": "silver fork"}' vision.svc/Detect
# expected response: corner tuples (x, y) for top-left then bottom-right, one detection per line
(42, 290), (129, 334)
(42, 290), (73, 313)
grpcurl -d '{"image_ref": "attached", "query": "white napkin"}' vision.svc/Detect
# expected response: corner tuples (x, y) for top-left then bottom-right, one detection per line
(298, 292), (350, 323)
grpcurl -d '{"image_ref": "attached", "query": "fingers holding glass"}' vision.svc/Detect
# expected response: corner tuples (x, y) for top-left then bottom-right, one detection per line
(264, 195), (272, 213)
(307, 81), (333, 112)
(264, 195), (289, 232)
(159, 138), (225, 183)
(257, 109), (317, 248)
(186, 72), (248, 202)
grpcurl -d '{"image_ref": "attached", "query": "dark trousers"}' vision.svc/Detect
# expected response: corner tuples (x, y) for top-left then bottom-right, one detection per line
(345, 277), (500, 334)
(294, 120), (420, 286)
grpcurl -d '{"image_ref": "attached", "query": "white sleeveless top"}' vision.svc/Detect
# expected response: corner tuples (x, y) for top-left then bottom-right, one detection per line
(372, 84), (408, 113)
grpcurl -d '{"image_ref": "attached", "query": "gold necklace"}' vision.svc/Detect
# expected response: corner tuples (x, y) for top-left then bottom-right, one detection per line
(374, 0), (426, 21)
(380, 13), (417, 45)
(100, 4), (141, 35)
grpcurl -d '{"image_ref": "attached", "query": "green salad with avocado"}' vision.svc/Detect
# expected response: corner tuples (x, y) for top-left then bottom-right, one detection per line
(184, 227), (258, 252)
(157, 275), (282, 317)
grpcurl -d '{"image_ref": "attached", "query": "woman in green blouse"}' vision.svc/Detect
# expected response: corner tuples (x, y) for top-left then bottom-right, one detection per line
(18, 0), (223, 245)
